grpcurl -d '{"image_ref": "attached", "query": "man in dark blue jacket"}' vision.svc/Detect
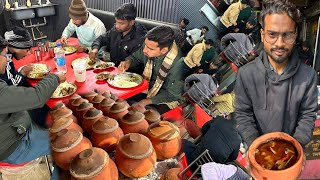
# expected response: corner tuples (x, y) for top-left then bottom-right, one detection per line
(234, 0), (317, 148)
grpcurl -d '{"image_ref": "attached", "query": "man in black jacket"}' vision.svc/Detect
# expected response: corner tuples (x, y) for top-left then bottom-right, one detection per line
(90, 3), (147, 73)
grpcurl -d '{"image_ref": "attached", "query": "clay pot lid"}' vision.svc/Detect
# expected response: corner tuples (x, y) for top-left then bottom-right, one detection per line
(121, 110), (145, 124)
(109, 102), (128, 113)
(51, 103), (66, 113)
(52, 108), (73, 120)
(50, 117), (73, 133)
(71, 98), (89, 107)
(91, 94), (105, 104)
(164, 168), (181, 180)
(92, 117), (119, 134)
(144, 109), (161, 123)
(51, 129), (83, 152)
(102, 90), (111, 98)
(83, 108), (103, 119)
(82, 91), (98, 98)
(70, 147), (109, 179)
(148, 121), (180, 140)
(76, 102), (93, 111)
(128, 103), (146, 113)
(70, 93), (81, 101)
(99, 98), (115, 107)
(118, 133), (153, 159)
(110, 93), (118, 101)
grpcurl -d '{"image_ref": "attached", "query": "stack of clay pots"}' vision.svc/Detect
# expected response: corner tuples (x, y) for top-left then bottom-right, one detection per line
(48, 90), (182, 179)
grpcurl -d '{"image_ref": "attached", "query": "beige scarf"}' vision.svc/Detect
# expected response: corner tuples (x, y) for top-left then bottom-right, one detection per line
(142, 42), (180, 109)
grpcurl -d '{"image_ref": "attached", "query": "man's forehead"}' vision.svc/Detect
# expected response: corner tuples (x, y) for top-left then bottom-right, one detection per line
(264, 13), (296, 31)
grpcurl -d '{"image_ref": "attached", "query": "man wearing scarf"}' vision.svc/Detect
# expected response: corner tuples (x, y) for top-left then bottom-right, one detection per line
(118, 26), (185, 114)
(2, 26), (34, 86)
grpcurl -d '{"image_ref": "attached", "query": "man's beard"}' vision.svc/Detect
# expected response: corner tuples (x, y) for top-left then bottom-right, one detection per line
(266, 47), (291, 64)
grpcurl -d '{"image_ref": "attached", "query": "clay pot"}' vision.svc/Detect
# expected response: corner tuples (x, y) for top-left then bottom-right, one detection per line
(51, 129), (92, 170)
(119, 110), (149, 135)
(115, 133), (157, 178)
(128, 103), (146, 113)
(68, 93), (82, 107)
(147, 121), (181, 160)
(70, 147), (118, 180)
(102, 90), (111, 99)
(91, 94), (106, 109)
(160, 168), (181, 180)
(49, 117), (83, 137)
(108, 101), (129, 121)
(82, 91), (98, 103)
(248, 132), (304, 180)
(91, 118), (124, 153)
(50, 106), (78, 124)
(75, 102), (94, 124)
(144, 109), (161, 124)
(97, 98), (115, 116)
(82, 108), (104, 135)
(109, 93), (118, 101)
(70, 98), (89, 113)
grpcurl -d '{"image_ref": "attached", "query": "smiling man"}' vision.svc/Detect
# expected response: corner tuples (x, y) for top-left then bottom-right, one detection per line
(234, 0), (317, 148)
(90, 3), (147, 72)
(118, 26), (185, 114)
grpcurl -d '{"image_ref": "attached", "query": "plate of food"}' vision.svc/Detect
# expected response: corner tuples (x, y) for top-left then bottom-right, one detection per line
(55, 45), (77, 55)
(94, 62), (115, 70)
(25, 63), (50, 79)
(72, 57), (97, 70)
(51, 82), (77, 98)
(107, 72), (143, 89)
(96, 72), (113, 81)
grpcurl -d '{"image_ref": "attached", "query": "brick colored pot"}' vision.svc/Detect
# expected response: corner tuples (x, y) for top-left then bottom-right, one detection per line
(75, 102), (94, 125)
(50, 105), (77, 124)
(97, 98), (115, 116)
(82, 91), (98, 103)
(108, 101), (129, 121)
(49, 117), (83, 138)
(91, 94), (106, 109)
(82, 108), (104, 135)
(70, 98), (89, 113)
(143, 109), (161, 124)
(119, 110), (149, 135)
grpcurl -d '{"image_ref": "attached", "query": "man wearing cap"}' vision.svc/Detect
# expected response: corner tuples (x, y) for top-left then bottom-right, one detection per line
(90, 3), (147, 73)
(61, 0), (106, 53)
(0, 35), (66, 175)
(1, 26), (34, 86)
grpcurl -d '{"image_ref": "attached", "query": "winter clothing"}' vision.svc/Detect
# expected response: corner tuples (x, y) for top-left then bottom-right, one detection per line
(62, 12), (106, 47)
(69, 0), (88, 19)
(234, 50), (318, 147)
(91, 23), (147, 66)
(184, 42), (208, 68)
(0, 74), (59, 160)
(201, 162), (250, 180)
(127, 43), (185, 108)
(4, 26), (33, 49)
(186, 28), (205, 46)
(0, 53), (26, 86)
(220, 1), (243, 28)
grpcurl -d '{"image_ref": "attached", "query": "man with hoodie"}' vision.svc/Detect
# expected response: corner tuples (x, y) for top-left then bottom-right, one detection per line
(90, 3), (147, 73)
(234, 0), (317, 148)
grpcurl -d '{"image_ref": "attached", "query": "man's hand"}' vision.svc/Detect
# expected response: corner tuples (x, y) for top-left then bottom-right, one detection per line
(138, 99), (152, 107)
(53, 72), (66, 83)
(20, 64), (33, 76)
(77, 46), (88, 53)
(118, 60), (131, 72)
(89, 49), (99, 60)
(60, 36), (67, 46)
(209, 63), (218, 70)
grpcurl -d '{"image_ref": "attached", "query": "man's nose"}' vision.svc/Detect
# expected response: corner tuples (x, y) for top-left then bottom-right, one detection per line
(275, 35), (285, 47)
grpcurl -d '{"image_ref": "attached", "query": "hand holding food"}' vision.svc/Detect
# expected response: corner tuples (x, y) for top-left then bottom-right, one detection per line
(60, 36), (67, 46)
(77, 46), (88, 53)
(20, 64), (33, 76)
(89, 49), (98, 60)
(118, 60), (131, 72)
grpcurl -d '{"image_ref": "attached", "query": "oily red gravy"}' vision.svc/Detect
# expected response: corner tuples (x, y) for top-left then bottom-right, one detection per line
(254, 139), (298, 170)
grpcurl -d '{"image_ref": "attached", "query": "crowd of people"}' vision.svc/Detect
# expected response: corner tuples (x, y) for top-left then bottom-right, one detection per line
(0, 0), (317, 179)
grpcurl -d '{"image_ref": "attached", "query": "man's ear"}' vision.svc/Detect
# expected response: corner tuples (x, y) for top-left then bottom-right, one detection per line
(129, 20), (135, 27)
(260, 29), (264, 42)
(160, 47), (169, 55)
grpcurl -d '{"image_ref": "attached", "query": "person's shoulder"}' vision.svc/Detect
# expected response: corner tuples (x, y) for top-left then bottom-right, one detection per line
(238, 59), (259, 74)
(88, 13), (105, 26)
(133, 23), (148, 35)
(298, 62), (316, 77)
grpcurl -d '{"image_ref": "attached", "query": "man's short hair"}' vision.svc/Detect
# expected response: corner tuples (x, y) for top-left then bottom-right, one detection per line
(205, 39), (214, 46)
(301, 41), (310, 49)
(259, 0), (302, 29)
(146, 26), (175, 49)
(115, 3), (137, 21)
(182, 18), (190, 25)
(202, 26), (209, 32)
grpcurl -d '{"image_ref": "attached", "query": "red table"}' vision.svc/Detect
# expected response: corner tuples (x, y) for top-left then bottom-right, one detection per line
(13, 38), (148, 109)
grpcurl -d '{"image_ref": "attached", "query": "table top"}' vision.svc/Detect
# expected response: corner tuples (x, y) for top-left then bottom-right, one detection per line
(13, 38), (148, 109)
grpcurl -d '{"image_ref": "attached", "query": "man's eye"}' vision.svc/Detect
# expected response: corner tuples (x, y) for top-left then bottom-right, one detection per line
(268, 32), (277, 38)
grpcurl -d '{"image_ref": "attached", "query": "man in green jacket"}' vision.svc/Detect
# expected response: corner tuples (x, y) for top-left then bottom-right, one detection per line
(118, 26), (185, 114)
(0, 36), (66, 166)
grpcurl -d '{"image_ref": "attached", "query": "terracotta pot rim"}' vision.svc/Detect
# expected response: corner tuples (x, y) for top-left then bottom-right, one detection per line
(91, 96), (106, 104)
(144, 109), (161, 122)
(70, 148), (109, 179)
(120, 111), (146, 125)
(83, 92), (98, 98)
(51, 131), (83, 152)
(119, 133), (153, 160)
(92, 119), (120, 134)
(248, 132), (304, 174)
(109, 106), (128, 113)
(49, 117), (73, 133)
(99, 100), (115, 107)
(83, 110), (103, 120)
(70, 94), (81, 100)
(76, 103), (93, 111)
(50, 103), (66, 114)
(148, 121), (180, 140)
(53, 110), (73, 121)
(71, 99), (89, 106)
